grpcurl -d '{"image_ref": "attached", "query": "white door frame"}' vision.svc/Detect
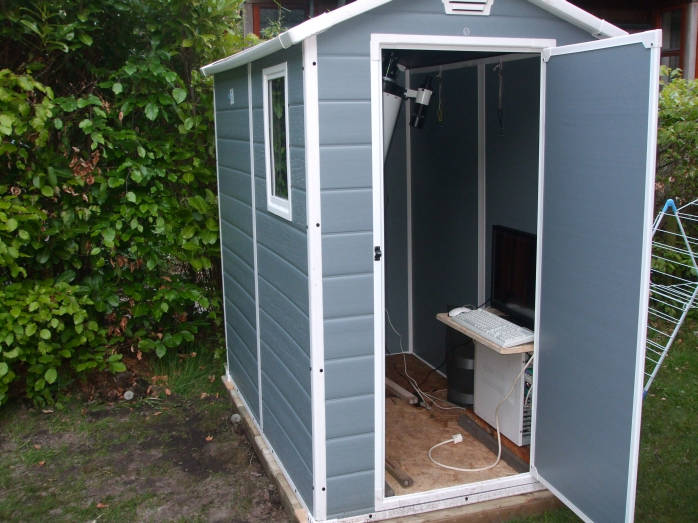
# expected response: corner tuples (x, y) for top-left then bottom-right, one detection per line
(370, 33), (555, 513)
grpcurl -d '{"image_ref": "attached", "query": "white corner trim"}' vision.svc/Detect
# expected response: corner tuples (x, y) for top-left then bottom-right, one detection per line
(625, 42), (660, 523)
(542, 29), (662, 62)
(248, 63), (263, 429)
(529, 52), (547, 471)
(201, 0), (624, 75)
(262, 62), (293, 221)
(369, 33), (386, 508)
(303, 35), (328, 521)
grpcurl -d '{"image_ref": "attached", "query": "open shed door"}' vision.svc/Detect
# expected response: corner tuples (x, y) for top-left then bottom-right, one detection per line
(532, 31), (660, 522)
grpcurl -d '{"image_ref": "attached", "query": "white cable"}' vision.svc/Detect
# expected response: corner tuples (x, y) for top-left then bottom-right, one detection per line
(385, 309), (432, 408)
(385, 307), (477, 412)
(428, 355), (534, 473)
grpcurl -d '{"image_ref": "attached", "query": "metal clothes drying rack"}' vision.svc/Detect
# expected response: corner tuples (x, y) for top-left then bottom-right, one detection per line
(645, 198), (698, 394)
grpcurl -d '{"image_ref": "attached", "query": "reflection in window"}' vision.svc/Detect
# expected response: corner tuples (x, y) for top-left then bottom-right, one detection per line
(269, 76), (288, 200)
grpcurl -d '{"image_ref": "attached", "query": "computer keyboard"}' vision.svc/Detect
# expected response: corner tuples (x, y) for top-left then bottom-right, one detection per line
(450, 308), (534, 348)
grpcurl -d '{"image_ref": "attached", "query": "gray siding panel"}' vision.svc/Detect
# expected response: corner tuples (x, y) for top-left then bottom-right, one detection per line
(219, 193), (252, 236)
(220, 222), (254, 268)
(325, 355), (373, 400)
(323, 274), (373, 319)
(325, 395), (374, 439)
(319, 145), (372, 190)
(316, 0), (595, 516)
(215, 67), (260, 421)
(321, 190), (372, 233)
(249, 44), (314, 512)
(261, 396), (314, 507)
(326, 433), (374, 477)
(216, 109), (250, 141)
(322, 232), (372, 276)
(318, 101), (371, 145)
(219, 166), (253, 206)
(326, 471), (374, 518)
(217, 138), (250, 172)
(323, 315), (373, 361)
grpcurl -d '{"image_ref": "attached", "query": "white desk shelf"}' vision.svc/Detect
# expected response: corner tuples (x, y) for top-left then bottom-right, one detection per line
(435, 313), (534, 354)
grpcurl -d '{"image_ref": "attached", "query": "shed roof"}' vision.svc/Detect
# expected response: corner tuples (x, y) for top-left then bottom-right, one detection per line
(201, 0), (626, 76)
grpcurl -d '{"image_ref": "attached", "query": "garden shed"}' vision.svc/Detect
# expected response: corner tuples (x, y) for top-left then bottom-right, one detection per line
(202, 1), (660, 521)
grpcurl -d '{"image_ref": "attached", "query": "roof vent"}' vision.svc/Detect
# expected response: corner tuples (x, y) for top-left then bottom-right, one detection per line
(443, 0), (494, 16)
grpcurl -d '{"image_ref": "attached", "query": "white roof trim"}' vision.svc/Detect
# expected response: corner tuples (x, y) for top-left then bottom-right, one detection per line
(201, 0), (626, 76)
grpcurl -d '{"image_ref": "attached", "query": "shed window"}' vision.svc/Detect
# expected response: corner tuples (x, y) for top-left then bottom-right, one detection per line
(263, 63), (292, 220)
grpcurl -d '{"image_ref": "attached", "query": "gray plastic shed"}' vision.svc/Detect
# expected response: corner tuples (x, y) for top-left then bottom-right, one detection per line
(202, 1), (660, 521)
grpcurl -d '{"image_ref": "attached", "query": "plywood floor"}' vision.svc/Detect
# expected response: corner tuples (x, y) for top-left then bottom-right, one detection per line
(384, 354), (525, 496)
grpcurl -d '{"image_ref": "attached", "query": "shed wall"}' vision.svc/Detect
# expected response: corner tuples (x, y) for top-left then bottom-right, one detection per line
(215, 46), (314, 512)
(315, 0), (594, 517)
(215, 68), (260, 420)
(250, 46), (313, 511)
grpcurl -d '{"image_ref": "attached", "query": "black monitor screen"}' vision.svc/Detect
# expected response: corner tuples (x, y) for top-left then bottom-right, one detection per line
(491, 225), (536, 330)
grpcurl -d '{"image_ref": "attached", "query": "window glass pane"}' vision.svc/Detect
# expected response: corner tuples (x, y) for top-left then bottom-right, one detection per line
(268, 76), (288, 199)
(661, 10), (682, 51)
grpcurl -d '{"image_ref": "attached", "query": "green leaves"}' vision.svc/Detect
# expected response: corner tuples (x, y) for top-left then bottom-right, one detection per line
(144, 103), (159, 121)
(44, 368), (58, 384)
(0, 0), (234, 408)
(172, 88), (187, 104)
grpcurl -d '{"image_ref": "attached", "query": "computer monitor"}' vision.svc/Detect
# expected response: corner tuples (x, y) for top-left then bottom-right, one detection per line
(491, 225), (536, 330)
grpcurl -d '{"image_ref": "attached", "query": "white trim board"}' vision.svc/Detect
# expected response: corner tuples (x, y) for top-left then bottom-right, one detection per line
(542, 29), (661, 61)
(625, 41), (660, 523)
(201, 0), (625, 75)
(303, 35), (328, 521)
(529, 49), (546, 477)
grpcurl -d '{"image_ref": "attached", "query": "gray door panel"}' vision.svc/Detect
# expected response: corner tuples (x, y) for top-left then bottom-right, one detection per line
(534, 33), (659, 523)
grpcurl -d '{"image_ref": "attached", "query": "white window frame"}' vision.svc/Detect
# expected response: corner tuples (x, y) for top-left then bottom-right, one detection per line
(262, 62), (292, 220)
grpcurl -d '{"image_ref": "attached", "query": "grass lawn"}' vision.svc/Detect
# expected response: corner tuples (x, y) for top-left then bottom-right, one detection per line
(0, 349), (288, 522)
(516, 315), (698, 522)
(1, 318), (695, 522)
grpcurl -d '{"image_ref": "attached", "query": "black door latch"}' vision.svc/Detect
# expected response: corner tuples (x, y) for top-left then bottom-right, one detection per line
(374, 246), (382, 261)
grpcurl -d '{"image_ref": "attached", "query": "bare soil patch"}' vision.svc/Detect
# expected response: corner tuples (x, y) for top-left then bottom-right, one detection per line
(0, 394), (289, 522)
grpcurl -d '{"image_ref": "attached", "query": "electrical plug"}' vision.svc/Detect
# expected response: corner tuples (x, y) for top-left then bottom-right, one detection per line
(451, 434), (463, 444)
